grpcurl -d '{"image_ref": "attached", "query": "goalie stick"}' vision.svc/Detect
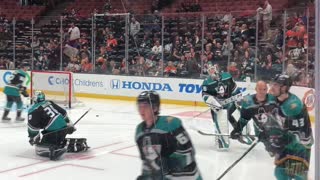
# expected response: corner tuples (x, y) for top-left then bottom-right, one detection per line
(197, 130), (256, 138)
(205, 91), (250, 110)
(41, 108), (91, 137)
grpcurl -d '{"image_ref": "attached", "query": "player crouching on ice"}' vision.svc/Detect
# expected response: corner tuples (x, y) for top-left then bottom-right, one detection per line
(201, 63), (254, 150)
(27, 91), (89, 160)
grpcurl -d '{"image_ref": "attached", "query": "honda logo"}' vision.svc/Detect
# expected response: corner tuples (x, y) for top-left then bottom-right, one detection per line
(110, 79), (120, 89)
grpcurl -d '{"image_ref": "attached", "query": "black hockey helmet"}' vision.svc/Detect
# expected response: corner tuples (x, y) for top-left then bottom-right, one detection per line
(137, 91), (160, 114)
(137, 91), (160, 115)
(272, 74), (293, 87)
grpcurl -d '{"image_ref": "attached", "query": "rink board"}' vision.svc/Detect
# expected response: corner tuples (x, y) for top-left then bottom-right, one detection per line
(0, 70), (315, 121)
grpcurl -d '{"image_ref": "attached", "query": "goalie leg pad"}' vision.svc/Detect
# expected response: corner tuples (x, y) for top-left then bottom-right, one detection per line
(35, 144), (67, 160)
(64, 138), (90, 152)
(212, 110), (229, 150)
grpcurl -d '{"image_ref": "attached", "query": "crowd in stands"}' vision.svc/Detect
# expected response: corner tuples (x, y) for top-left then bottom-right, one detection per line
(0, 0), (315, 88)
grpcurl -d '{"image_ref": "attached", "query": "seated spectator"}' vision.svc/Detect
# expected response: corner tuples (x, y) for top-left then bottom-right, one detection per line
(135, 56), (146, 76)
(4, 58), (15, 70)
(272, 28), (283, 49)
(151, 40), (162, 55)
(120, 58), (128, 74)
(288, 41), (305, 61)
(104, 0), (112, 13)
(98, 46), (108, 59)
(204, 44), (214, 62)
(164, 41), (173, 55)
(185, 51), (199, 78)
(79, 33), (89, 47)
(286, 18), (306, 47)
(80, 57), (93, 73)
(164, 61), (177, 77)
(31, 36), (40, 48)
(213, 42), (223, 62)
(106, 34), (118, 53)
(95, 57), (107, 74)
(65, 56), (81, 73)
(240, 24), (250, 41)
(139, 34), (152, 49)
(0, 57), (6, 69)
(260, 54), (273, 70)
(240, 41), (255, 58)
(35, 54), (49, 70)
(240, 50), (255, 80)
(222, 37), (234, 57)
(227, 62), (240, 79)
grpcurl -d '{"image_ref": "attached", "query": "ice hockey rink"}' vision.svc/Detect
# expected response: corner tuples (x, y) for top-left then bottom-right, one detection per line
(0, 95), (315, 180)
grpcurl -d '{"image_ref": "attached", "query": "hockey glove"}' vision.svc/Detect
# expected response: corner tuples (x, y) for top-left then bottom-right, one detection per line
(20, 86), (29, 97)
(29, 134), (41, 146)
(65, 124), (77, 134)
(210, 105), (222, 112)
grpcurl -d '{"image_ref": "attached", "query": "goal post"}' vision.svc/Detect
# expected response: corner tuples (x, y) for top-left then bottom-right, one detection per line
(30, 71), (75, 108)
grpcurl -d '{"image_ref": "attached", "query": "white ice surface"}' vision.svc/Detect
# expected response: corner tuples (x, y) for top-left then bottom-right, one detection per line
(0, 95), (315, 180)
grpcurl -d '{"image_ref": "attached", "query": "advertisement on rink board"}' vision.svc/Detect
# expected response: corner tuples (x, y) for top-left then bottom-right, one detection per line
(0, 70), (315, 114)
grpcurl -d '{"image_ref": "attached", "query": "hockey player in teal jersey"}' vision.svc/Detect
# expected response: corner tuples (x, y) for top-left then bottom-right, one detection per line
(2, 65), (29, 121)
(201, 63), (253, 150)
(28, 91), (89, 160)
(269, 74), (313, 180)
(232, 79), (311, 180)
(135, 91), (202, 180)
(230, 81), (278, 143)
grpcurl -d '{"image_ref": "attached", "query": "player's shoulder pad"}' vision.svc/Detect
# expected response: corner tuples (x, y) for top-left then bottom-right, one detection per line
(241, 94), (254, 109)
(157, 116), (182, 132)
(16, 69), (27, 77)
(202, 76), (215, 84)
(221, 72), (232, 80)
(281, 93), (304, 117)
(28, 102), (44, 113)
(266, 94), (278, 103)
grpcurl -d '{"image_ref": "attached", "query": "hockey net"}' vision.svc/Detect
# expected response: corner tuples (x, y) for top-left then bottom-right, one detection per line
(30, 71), (78, 108)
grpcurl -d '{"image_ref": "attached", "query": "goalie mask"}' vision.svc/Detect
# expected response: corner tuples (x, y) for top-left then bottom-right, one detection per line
(33, 90), (46, 103)
(208, 63), (220, 79)
(137, 91), (160, 115)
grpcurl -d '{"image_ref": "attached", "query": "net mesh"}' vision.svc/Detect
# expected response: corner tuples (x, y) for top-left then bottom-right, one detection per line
(31, 71), (77, 108)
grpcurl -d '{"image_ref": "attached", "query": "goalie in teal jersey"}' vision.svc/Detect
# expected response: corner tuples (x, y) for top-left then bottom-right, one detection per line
(28, 91), (89, 160)
(135, 91), (202, 180)
(2, 65), (29, 121)
(268, 74), (313, 180)
(201, 63), (254, 150)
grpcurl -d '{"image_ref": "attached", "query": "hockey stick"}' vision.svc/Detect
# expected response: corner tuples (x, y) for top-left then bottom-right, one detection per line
(216, 140), (259, 180)
(41, 108), (91, 137)
(187, 108), (211, 120)
(197, 130), (256, 138)
(73, 108), (91, 126)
